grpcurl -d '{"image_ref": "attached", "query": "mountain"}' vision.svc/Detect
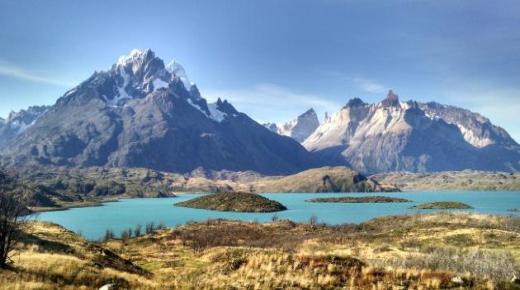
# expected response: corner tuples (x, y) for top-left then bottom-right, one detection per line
(0, 49), (318, 175)
(263, 122), (279, 133)
(263, 108), (320, 143)
(0, 105), (50, 148)
(418, 102), (517, 148)
(303, 90), (520, 174)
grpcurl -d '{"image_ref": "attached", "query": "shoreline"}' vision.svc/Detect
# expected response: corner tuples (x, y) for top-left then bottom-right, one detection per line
(29, 198), (121, 214)
(28, 190), (520, 215)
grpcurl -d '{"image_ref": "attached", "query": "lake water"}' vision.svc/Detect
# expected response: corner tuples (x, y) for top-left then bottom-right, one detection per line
(33, 191), (520, 240)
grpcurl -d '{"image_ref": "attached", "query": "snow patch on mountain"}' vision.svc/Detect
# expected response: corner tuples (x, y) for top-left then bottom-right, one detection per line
(207, 103), (227, 122)
(167, 60), (193, 90)
(2, 105), (49, 135)
(187, 100), (228, 122)
(109, 67), (131, 107)
(152, 78), (169, 91)
(115, 48), (152, 73)
(263, 123), (279, 133)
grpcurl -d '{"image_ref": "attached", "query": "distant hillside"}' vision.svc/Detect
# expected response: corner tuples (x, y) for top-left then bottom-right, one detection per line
(246, 166), (395, 193)
(372, 170), (520, 191)
(15, 166), (393, 211)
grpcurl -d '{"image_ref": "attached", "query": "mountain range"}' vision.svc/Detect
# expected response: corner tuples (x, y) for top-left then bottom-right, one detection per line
(1, 49), (519, 175)
(0, 49), (317, 175)
(263, 108), (319, 143)
(0, 105), (50, 148)
(300, 91), (520, 173)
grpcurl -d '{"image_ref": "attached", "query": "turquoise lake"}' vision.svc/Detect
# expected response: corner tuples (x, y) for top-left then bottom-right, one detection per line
(33, 191), (520, 240)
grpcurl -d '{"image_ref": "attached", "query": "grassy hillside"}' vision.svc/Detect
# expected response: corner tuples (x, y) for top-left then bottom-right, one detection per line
(0, 221), (150, 289)
(175, 192), (287, 212)
(2, 212), (519, 289)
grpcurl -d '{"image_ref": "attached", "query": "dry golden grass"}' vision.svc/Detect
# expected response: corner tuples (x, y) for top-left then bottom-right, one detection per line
(1, 213), (519, 289)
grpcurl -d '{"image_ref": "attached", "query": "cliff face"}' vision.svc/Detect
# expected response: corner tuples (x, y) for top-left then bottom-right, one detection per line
(264, 108), (320, 143)
(303, 91), (520, 174)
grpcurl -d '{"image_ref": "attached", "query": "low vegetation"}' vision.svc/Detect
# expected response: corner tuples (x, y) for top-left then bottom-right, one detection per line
(411, 201), (473, 210)
(307, 195), (411, 203)
(103, 222), (166, 242)
(1, 212), (519, 289)
(175, 192), (287, 212)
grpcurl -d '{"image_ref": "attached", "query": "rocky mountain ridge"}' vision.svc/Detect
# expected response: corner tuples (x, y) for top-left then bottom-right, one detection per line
(2, 50), (519, 175)
(0, 49), (317, 175)
(301, 90), (520, 173)
(264, 108), (320, 143)
(0, 105), (50, 148)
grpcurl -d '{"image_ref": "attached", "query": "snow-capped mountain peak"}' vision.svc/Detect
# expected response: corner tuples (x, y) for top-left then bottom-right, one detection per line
(0, 50), (315, 175)
(115, 48), (156, 72)
(265, 108), (320, 143)
(166, 60), (193, 90)
(6, 106), (49, 130)
(0, 105), (50, 147)
(90, 49), (204, 108)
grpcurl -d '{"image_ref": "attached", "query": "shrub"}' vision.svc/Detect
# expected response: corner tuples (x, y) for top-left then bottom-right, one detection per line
(134, 224), (142, 237)
(102, 229), (115, 242)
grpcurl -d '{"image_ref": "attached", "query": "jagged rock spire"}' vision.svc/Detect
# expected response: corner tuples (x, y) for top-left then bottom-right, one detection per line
(345, 97), (367, 108)
(381, 90), (400, 107)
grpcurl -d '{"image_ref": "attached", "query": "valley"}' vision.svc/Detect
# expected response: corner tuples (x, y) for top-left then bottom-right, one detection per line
(0, 45), (519, 290)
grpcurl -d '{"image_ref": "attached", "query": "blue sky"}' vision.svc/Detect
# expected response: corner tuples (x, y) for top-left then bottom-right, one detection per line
(1, 0), (519, 141)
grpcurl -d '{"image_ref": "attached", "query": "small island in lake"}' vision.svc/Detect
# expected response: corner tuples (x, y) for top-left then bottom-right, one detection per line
(175, 192), (287, 212)
(410, 201), (473, 210)
(306, 196), (411, 203)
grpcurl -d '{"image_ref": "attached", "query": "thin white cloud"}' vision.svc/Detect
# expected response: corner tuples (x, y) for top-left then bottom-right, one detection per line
(204, 83), (341, 124)
(0, 62), (74, 87)
(318, 71), (387, 94)
(347, 77), (387, 94)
